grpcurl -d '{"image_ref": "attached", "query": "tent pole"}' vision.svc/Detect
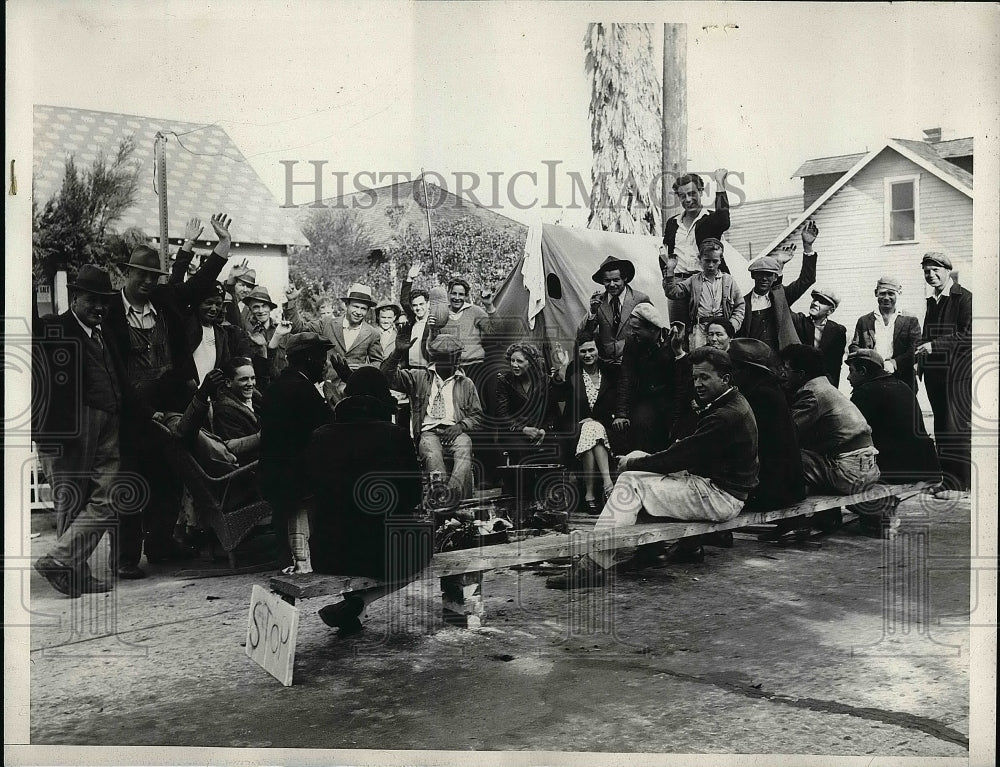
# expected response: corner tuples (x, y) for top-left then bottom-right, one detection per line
(661, 23), (688, 231)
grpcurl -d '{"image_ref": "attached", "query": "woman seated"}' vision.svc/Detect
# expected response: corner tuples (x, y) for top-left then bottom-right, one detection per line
(551, 332), (617, 513)
(494, 342), (563, 466)
(304, 367), (431, 636)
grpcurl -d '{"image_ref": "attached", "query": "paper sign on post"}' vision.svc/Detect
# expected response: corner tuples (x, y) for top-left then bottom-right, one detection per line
(246, 584), (299, 686)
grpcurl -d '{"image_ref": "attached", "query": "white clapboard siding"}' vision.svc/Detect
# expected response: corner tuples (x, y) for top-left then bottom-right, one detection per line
(771, 147), (972, 397)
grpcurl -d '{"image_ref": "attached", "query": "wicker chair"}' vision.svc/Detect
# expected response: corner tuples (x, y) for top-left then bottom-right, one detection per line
(152, 421), (272, 568)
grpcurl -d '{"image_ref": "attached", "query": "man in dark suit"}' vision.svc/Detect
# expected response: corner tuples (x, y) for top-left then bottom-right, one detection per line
(260, 332), (336, 571)
(211, 356), (262, 460)
(578, 256), (652, 366)
(849, 276), (922, 392)
(791, 287), (848, 388)
(916, 252), (973, 495)
(33, 267), (129, 596)
(102, 213), (234, 577)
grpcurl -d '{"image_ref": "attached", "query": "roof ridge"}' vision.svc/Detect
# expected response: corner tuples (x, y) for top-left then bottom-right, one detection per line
(34, 103), (213, 132)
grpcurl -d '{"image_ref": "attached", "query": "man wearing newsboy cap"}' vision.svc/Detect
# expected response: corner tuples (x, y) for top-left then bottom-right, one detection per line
(102, 213), (236, 578)
(790, 286), (847, 388)
(848, 276), (922, 392)
(916, 252), (973, 496)
(32, 266), (129, 595)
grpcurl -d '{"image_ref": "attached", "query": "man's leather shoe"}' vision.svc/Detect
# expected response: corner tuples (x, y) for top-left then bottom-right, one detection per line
(79, 575), (113, 593)
(545, 557), (606, 590)
(116, 564), (147, 580)
(318, 596), (365, 636)
(34, 556), (81, 598)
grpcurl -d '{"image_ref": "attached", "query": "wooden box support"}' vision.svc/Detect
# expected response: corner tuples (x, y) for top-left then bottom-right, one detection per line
(440, 572), (485, 628)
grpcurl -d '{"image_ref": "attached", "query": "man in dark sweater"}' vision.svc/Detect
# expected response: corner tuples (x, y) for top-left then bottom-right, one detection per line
(915, 252), (973, 495)
(547, 347), (758, 589)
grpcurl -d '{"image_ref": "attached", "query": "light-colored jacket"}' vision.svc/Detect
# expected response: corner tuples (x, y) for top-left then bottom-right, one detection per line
(663, 272), (745, 332)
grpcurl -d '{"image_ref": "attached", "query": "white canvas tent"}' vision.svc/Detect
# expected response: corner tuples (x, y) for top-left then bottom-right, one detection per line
(492, 223), (753, 350)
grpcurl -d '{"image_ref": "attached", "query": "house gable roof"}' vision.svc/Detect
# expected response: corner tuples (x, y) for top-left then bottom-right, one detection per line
(724, 195), (802, 260)
(793, 136), (974, 178)
(33, 104), (308, 247)
(760, 139), (973, 258)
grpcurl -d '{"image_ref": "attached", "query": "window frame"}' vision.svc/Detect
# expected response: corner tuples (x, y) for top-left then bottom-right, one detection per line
(884, 174), (920, 245)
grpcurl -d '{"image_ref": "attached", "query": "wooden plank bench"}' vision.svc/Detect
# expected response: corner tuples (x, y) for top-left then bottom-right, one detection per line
(267, 481), (929, 625)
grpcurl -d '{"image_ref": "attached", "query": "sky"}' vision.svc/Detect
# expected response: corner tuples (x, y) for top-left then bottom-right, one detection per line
(8, 1), (1000, 231)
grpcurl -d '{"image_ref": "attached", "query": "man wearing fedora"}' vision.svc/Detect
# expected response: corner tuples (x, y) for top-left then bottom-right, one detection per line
(849, 276), (922, 393)
(103, 213), (234, 577)
(791, 287), (848, 388)
(737, 220), (818, 353)
(222, 260), (258, 332)
(243, 285), (291, 390)
(383, 332), (484, 504)
(32, 266), (130, 595)
(286, 282), (383, 402)
(579, 255), (652, 367)
(916, 252), (973, 495)
(260, 332), (336, 571)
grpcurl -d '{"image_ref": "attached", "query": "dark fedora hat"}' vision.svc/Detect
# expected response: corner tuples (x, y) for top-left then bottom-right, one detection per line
(285, 331), (335, 358)
(374, 302), (403, 319)
(728, 337), (779, 373)
(126, 245), (169, 276)
(244, 286), (278, 309)
(591, 256), (636, 284)
(68, 265), (117, 296)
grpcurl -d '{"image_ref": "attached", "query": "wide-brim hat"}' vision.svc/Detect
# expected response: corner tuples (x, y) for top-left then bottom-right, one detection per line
(126, 245), (169, 276)
(591, 256), (635, 284)
(374, 302), (403, 319)
(728, 338), (778, 373)
(340, 283), (376, 307)
(285, 331), (335, 358)
(68, 265), (117, 296)
(235, 268), (257, 287)
(244, 286), (277, 309)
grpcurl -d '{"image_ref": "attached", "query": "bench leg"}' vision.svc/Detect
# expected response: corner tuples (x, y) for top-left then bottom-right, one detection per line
(440, 572), (484, 628)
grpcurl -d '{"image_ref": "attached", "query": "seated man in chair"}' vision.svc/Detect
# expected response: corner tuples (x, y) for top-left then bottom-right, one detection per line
(382, 332), (484, 505)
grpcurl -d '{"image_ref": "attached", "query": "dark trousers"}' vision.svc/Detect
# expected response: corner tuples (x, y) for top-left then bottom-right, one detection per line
(40, 407), (121, 574)
(924, 373), (972, 490)
(117, 425), (183, 567)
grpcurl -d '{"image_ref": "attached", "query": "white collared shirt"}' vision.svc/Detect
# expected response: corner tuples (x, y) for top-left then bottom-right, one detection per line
(193, 324), (216, 384)
(750, 291), (772, 311)
(421, 365), (464, 431)
(874, 310), (900, 359)
(932, 277), (955, 303)
(409, 318), (429, 367)
(342, 317), (362, 351)
(121, 289), (158, 330)
(673, 209), (711, 274)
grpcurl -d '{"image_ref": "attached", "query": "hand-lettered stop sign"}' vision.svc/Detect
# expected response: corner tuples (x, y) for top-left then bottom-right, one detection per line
(246, 585), (300, 686)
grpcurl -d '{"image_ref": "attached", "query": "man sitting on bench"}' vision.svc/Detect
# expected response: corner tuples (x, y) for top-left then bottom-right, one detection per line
(779, 344), (880, 533)
(547, 347), (759, 589)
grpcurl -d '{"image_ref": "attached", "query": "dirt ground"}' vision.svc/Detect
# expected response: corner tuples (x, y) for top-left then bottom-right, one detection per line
(23, 492), (972, 759)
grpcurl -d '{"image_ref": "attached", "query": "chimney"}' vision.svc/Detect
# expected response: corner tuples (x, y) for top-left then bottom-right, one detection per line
(923, 127), (942, 144)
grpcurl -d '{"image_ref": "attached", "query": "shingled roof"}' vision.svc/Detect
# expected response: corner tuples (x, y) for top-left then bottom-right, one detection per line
(792, 136), (973, 178)
(725, 195), (803, 260)
(33, 104), (307, 247)
(299, 179), (526, 250)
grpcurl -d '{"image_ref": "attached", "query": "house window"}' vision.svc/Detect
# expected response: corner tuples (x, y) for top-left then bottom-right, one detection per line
(885, 175), (919, 243)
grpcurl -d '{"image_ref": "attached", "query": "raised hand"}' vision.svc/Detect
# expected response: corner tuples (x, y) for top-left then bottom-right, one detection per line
(406, 262), (422, 281)
(198, 368), (227, 399)
(589, 289), (604, 315)
(713, 168), (729, 193)
(183, 218), (203, 242)
(210, 213), (233, 258)
(776, 242), (797, 266)
(273, 319), (292, 338)
(285, 285), (302, 302)
(552, 343), (571, 370)
(659, 245), (678, 275)
(801, 219), (819, 251)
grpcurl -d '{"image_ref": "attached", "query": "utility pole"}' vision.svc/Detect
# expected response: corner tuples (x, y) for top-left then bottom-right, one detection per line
(154, 132), (169, 272)
(661, 23), (688, 231)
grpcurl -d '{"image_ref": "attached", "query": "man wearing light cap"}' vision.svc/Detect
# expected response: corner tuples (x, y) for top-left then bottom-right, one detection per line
(613, 303), (691, 454)
(737, 220), (818, 353)
(791, 286), (847, 387)
(916, 252), (972, 495)
(382, 331), (484, 504)
(849, 276), (922, 392)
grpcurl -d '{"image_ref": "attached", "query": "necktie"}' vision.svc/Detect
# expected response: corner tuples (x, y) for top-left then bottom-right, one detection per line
(430, 381), (446, 419)
(92, 328), (104, 349)
(612, 297), (622, 330)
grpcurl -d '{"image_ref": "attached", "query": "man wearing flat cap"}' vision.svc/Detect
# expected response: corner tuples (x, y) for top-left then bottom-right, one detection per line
(737, 220), (819, 353)
(382, 332), (484, 504)
(849, 277), (923, 393)
(791, 287), (847, 387)
(32, 266), (134, 595)
(579, 255), (652, 367)
(102, 213), (235, 577)
(916, 252), (973, 495)
(260, 332), (336, 571)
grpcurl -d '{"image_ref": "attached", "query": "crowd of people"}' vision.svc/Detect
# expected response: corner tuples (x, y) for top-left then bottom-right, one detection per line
(32, 175), (972, 630)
